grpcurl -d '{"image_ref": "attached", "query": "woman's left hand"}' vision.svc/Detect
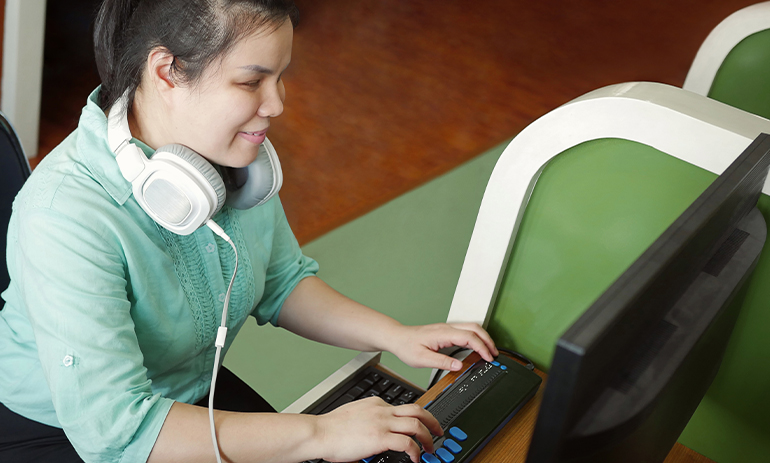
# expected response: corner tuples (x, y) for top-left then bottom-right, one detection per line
(388, 323), (499, 371)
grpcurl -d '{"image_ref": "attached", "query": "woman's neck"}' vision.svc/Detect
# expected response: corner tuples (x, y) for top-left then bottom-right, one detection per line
(127, 88), (170, 150)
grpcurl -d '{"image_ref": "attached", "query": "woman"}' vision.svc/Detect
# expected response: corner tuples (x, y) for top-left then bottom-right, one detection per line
(0, 1), (498, 462)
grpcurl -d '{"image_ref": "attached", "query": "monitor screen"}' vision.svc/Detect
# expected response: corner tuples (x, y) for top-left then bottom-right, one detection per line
(525, 133), (770, 463)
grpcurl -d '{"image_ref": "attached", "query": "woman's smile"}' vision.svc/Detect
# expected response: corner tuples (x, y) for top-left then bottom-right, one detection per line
(239, 128), (268, 145)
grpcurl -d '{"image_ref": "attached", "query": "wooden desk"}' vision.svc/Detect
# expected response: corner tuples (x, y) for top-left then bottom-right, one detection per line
(414, 352), (715, 463)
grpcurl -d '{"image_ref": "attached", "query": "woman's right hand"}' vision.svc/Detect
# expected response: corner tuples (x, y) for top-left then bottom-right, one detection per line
(314, 397), (442, 463)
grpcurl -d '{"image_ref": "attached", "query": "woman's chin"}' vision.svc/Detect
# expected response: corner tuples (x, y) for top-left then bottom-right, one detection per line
(222, 153), (260, 169)
(207, 146), (259, 168)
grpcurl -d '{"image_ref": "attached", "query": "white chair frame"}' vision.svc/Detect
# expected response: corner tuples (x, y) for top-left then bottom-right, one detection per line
(684, 2), (770, 96)
(446, 82), (770, 329)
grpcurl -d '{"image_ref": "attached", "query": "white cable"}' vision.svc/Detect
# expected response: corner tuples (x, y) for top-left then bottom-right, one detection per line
(206, 219), (239, 463)
(209, 348), (224, 463)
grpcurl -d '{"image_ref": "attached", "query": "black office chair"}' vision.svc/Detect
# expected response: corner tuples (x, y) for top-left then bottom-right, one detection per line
(0, 112), (31, 310)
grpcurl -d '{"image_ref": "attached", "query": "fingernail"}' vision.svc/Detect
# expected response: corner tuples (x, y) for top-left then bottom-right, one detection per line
(452, 360), (462, 370)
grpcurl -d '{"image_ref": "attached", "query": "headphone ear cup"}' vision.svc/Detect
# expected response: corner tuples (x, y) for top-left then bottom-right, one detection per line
(155, 144), (227, 215)
(223, 138), (283, 209)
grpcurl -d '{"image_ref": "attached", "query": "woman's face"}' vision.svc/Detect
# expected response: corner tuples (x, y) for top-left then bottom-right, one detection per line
(166, 20), (293, 168)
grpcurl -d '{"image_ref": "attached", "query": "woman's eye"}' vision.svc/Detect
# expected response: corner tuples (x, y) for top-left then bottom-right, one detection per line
(243, 80), (262, 88)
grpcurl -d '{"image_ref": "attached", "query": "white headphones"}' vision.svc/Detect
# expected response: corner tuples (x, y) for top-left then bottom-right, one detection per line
(107, 92), (283, 235)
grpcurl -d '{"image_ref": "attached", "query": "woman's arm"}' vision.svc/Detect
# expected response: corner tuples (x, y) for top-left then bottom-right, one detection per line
(149, 402), (317, 463)
(149, 397), (442, 463)
(277, 276), (498, 372)
(150, 262), (498, 463)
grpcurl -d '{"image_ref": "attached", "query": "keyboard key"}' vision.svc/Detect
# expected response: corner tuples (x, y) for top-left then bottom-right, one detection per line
(491, 361), (500, 366)
(385, 385), (404, 399)
(398, 391), (417, 402)
(363, 390), (380, 399)
(443, 439), (462, 454)
(436, 448), (455, 463)
(448, 427), (467, 441)
(348, 386), (366, 398)
(421, 453), (441, 463)
(373, 379), (392, 393)
(500, 365), (507, 370)
(356, 378), (375, 390)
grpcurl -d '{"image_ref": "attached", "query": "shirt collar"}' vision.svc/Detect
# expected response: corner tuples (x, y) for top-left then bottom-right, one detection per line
(78, 87), (154, 205)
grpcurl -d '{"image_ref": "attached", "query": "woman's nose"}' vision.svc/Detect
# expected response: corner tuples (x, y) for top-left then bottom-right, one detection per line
(258, 83), (285, 118)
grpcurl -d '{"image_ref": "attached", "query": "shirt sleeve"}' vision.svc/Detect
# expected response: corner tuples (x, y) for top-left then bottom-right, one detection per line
(254, 198), (319, 326)
(14, 207), (173, 463)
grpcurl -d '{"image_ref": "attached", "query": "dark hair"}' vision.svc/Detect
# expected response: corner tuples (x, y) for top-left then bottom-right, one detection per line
(94, 0), (299, 111)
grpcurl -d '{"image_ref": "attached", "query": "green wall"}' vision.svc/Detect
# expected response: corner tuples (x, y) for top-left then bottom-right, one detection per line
(224, 141), (507, 411)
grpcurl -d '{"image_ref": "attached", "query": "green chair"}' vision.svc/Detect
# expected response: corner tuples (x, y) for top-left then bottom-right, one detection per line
(684, 1), (770, 119)
(446, 82), (770, 463)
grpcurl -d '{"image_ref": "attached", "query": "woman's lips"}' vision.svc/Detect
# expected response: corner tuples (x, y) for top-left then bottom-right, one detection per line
(238, 129), (267, 145)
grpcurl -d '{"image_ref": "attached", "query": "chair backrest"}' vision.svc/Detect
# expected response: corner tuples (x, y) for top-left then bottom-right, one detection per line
(0, 112), (30, 309)
(447, 82), (770, 463)
(684, 2), (770, 119)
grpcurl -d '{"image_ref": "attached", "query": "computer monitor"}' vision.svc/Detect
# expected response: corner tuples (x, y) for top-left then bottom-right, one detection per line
(525, 133), (770, 463)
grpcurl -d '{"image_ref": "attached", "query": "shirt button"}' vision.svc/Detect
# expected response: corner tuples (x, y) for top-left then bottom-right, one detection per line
(62, 355), (74, 367)
(206, 243), (216, 253)
(218, 293), (226, 302)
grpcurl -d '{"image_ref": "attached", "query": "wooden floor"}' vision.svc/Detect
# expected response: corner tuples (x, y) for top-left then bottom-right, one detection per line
(36, 0), (759, 244)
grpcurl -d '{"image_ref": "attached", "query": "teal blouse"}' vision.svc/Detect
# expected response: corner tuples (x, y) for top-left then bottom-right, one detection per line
(0, 88), (319, 462)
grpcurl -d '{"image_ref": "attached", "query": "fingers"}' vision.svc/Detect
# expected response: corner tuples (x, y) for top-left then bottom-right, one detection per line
(391, 323), (500, 373)
(446, 326), (496, 363)
(318, 398), (443, 463)
(392, 403), (443, 438)
(422, 349), (464, 371)
(387, 404), (444, 462)
(388, 416), (434, 454)
(372, 402), (441, 462)
(450, 322), (499, 358)
(386, 434), (423, 463)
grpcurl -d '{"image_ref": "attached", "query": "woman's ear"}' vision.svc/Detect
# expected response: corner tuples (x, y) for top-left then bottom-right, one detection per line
(146, 47), (176, 94)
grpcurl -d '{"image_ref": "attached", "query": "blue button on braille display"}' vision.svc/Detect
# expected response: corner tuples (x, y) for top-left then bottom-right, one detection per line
(500, 365), (507, 370)
(421, 453), (441, 463)
(449, 427), (468, 441)
(443, 439), (462, 454)
(362, 457), (374, 463)
(436, 448), (455, 463)
(491, 361), (500, 366)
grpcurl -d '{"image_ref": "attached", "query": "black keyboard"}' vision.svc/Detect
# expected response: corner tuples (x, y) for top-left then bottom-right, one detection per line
(306, 366), (424, 415)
